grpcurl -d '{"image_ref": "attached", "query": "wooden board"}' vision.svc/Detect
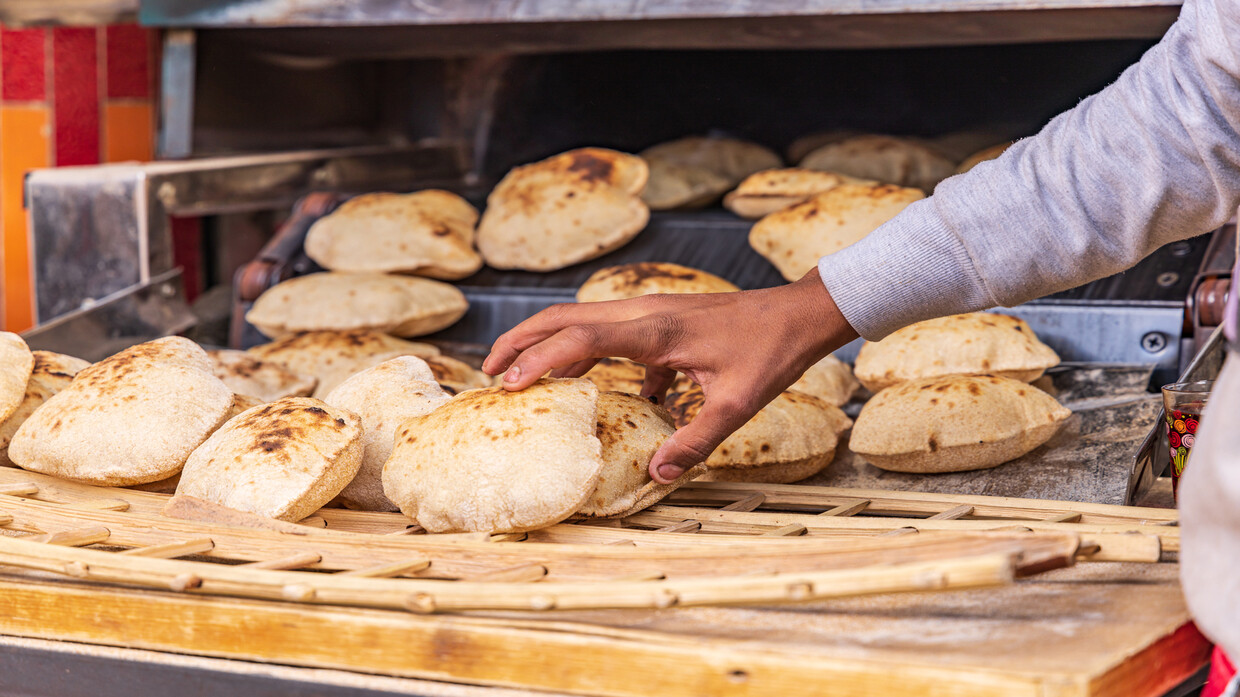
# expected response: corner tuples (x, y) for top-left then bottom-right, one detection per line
(0, 562), (1208, 697)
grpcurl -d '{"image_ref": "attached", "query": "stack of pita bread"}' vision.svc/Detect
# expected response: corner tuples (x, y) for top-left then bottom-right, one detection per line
(0, 336), (87, 467)
(246, 271), (468, 340)
(246, 329), (441, 398)
(639, 136), (782, 210)
(477, 148), (650, 271)
(849, 313), (1069, 474)
(304, 190), (483, 280)
(723, 169), (871, 219)
(383, 378), (703, 532)
(749, 182), (924, 281)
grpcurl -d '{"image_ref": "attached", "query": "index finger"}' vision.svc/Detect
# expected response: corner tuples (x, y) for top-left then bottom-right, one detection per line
(482, 297), (657, 375)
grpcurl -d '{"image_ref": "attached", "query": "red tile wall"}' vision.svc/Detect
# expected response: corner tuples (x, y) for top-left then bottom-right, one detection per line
(0, 23), (158, 331)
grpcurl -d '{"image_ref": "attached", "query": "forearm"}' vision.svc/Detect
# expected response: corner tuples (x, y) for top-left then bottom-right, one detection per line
(820, 0), (1240, 339)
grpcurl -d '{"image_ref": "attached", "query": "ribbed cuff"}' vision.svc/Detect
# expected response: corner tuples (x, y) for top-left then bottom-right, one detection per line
(817, 198), (997, 340)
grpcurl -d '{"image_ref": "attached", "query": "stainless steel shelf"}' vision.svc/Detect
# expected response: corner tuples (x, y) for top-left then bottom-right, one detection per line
(140, 0), (1180, 52)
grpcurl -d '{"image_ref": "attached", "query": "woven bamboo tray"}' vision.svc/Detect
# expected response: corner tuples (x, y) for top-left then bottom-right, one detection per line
(0, 465), (1177, 615)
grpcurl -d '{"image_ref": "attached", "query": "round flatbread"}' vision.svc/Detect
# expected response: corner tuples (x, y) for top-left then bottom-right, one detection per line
(577, 391), (703, 518)
(516, 147), (649, 196)
(477, 162), (650, 272)
(583, 358), (649, 395)
(789, 354), (860, 407)
(208, 349), (317, 402)
(639, 158), (734, 210)
(577, 262), (739, 303)
(854, 313), (1061, 393)
(665, 387), (852, 483)
(304, 190), (483, 280)
(8, 337), (233, 485)
(247, 330), (440, 399)
(723, 168), (870, 219)
(177, 397), (363, 521)
(322, 357), (450, 511)
(246, 271), (468, 339)
(0, 351), (90, 466)
(749, 183), (924, 281)
(422, 354), (491, 389)
(641, 137), (782, 185)
(799, 134), (957, 192)
(849, 375), (1071, 473)
(0, 332), (34, 425)
(383, 378), (603, 533)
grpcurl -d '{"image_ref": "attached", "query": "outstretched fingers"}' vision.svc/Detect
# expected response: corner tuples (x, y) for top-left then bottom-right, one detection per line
(482, 299), (656, 376)
(496, 320), (661, 390)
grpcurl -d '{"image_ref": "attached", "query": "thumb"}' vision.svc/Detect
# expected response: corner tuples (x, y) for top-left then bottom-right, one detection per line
(649, 395), (754, 484)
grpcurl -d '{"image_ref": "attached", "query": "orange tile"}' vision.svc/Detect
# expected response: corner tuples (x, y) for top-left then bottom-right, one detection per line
(103, 101), (153, 163)
(0, 105), (49, 332)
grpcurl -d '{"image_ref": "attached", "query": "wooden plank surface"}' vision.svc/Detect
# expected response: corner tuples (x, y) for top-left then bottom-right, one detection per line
(0, 562), (1207, 697)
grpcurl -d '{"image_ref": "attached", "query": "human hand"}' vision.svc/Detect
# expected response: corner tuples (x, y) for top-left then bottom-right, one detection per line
(482, 268), (859, 483)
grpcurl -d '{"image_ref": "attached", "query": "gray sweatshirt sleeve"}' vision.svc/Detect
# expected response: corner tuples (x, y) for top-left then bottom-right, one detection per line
(818, 0), (1240, 340)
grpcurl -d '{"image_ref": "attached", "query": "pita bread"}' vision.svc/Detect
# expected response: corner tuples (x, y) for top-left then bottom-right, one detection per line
(786, 130), (862, 164)
(226, 393), (266, 420)
(640, 137), (782, 211)
(849, 375), (1071, 473)
(0, 351), (90, 466)
(177, 397), (363, 521)
(956, 142), (1013, 174)
(577, 391), (704, 518)
(248, 330), (440, 399)
(383, 378), (603, 533)
(304, 191), (483, 280)
(724, 169), (871, 219)
(516, 147), (649, 195)
(666, 387), (852, 483)
(577, 262), (739, 303)
(246, 271), (468, 339)
(323, 357), (449, 511)
(0, 333), (34, 425)
(583, 358), (648, 395)
(477, 164), (650, 272)
(208, 349), (317, 402)
(639, 158), (734, 210)
(8, 337), (233, 486)
(641, 137), (782, 184)
(789, 354), (860, 407)
(854, 313), (1061, 392)
(422, 354), (491, 390)
(749, 183), (924, 281)
(799, 135), (956, 192)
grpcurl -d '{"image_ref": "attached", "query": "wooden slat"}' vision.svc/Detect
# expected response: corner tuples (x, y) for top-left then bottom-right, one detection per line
(1046, 512), (1083, 523)
(720, 493), (766, 513)
(31, 527), (110, 547)
(0, 482), (38, 497)
(340, 559), (432, 578)
(242, 552), (322, 571)
(118, 538), (215, 559)
(69, 498), (131, 512)
(927, 505), (974, 521)
(762, 524), (808, 537)
(467, 564), (548, 583)
(653, 521), (702, 534)
(820, 501), (869, 517)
